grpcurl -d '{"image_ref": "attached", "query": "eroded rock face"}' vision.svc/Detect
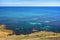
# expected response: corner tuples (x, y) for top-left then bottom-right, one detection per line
(0, 25), (14, 37)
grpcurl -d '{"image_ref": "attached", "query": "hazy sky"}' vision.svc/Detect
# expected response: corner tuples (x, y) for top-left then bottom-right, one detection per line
(1, 0), (59, 2)
(0, 0), (60, 6)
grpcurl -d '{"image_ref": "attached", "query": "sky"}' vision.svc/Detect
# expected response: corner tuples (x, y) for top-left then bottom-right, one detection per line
(0, 0), (60, 6)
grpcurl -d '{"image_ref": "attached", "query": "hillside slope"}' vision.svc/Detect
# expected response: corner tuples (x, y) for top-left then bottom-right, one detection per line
(0, 25), (60, 40)
(0, 31), (60, 40)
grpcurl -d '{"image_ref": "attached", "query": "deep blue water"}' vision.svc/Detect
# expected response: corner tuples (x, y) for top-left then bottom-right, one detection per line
(0, 7), (60, 35)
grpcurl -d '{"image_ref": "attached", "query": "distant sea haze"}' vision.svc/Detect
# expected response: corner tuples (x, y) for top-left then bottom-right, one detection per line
(0, 7), (60, 35)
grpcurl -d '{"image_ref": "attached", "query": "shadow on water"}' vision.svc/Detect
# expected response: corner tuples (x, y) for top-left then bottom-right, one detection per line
(0, 17), (60, 35)
(3, 21), (60, 35)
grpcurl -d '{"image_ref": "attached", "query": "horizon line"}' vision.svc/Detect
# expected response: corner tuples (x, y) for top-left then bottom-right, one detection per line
(0, 2), (60, 6)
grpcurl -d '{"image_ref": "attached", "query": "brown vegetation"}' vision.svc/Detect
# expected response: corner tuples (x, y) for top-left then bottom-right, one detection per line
(0, 25), (13, 37)
(0, 31), (60, 40)
(0, 25), (60, 40)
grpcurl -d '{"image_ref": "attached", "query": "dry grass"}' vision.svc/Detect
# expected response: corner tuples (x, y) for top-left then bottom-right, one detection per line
(0, 25), (13, 37)
(0, 25), (60, 40)
(0, 31), (60, 40)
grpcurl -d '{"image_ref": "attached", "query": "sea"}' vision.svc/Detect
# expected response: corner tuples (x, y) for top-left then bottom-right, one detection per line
(0, 7), (60, 35)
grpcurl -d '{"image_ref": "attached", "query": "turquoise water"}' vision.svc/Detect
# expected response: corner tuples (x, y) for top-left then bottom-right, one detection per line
(0, 7), (60, 34)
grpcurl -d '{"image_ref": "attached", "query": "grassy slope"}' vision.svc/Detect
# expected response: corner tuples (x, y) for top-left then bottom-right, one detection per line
(0, 25), (13, 37)
(0, 31), (60, 40)
(0, 25), (60, 40)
